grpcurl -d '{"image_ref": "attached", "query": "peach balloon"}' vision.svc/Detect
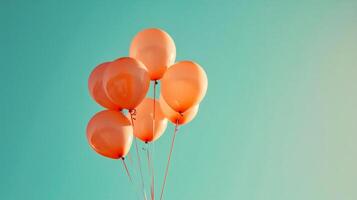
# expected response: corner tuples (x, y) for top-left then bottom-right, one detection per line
(88, 62), (120, 110)
(129, 98), (168, 142)
(130, 28), (176, 80)
(104, 57), (150, 110)
(161, 61), (207, 113)
(86, 110), (133, 159)
(159, 95), (199, 125)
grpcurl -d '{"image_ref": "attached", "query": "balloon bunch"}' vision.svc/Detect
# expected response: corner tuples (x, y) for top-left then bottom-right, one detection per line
(86, 28), (208, 200)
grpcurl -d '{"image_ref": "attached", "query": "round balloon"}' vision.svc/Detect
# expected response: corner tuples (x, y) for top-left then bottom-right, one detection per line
(129, 98), (168, 142)
(130, 28), (176, 80)
(86, 110), (133, 159)
(88, 62), (120, 110)
(104, 57), (150, 110)
(159, 95), (199, 125)
(161, 61), (207, 113)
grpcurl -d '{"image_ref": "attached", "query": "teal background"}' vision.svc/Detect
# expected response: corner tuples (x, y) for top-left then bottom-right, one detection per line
(1, 0), (356, 199)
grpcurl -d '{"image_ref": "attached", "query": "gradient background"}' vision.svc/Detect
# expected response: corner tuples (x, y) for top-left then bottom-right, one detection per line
(1, 0), (356, 199)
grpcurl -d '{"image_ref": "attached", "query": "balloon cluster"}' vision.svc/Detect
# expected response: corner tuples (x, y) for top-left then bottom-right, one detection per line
(86, 28), (208, 199)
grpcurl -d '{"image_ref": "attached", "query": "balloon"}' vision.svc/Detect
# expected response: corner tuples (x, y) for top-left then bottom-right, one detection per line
(88, 62), (120, 110)
(129, 98), (168, 142)
(104, 57), (150, 110)
(86, 110), (133, 159)
(161, 61), (207, 113)
(130, 28), (176, 80)
(159, 95), (199, 125)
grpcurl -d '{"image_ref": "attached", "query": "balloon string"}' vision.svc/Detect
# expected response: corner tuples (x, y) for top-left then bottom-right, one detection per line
(121, 158), (133, 183)
(146, 143), (153, 200)
(146, 143), (151, 176)
(151, 150), (155, 200)
(121, 110), (134, 172)
(159, 120), (179, 200)
(134, 138), (145, 189)
(122, 159), (144, 200)
(127, 152), (134, 166)
(151, 80), (158, 200)
(135, 137), (147, 200)
(153, 80), (157, 129)
(130, 110), (147, 200)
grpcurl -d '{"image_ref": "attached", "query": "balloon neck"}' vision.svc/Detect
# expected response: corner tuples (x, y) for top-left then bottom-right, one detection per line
(154, 80), (158, 85)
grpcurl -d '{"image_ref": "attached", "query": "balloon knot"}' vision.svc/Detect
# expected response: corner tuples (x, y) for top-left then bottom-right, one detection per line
(129, 109), (137, 120)
(154, 80), (158, 85)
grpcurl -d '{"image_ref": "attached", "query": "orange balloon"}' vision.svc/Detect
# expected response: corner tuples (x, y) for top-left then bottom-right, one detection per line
(88, 62), (120, 110)
(161, 61), (208, 113)
(104, 57), (150, 110)
(86, 110), (133, 159)
(129, 98), (168, 142)
(159, 95), (199, 125)
(130, 28), (176, 80)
